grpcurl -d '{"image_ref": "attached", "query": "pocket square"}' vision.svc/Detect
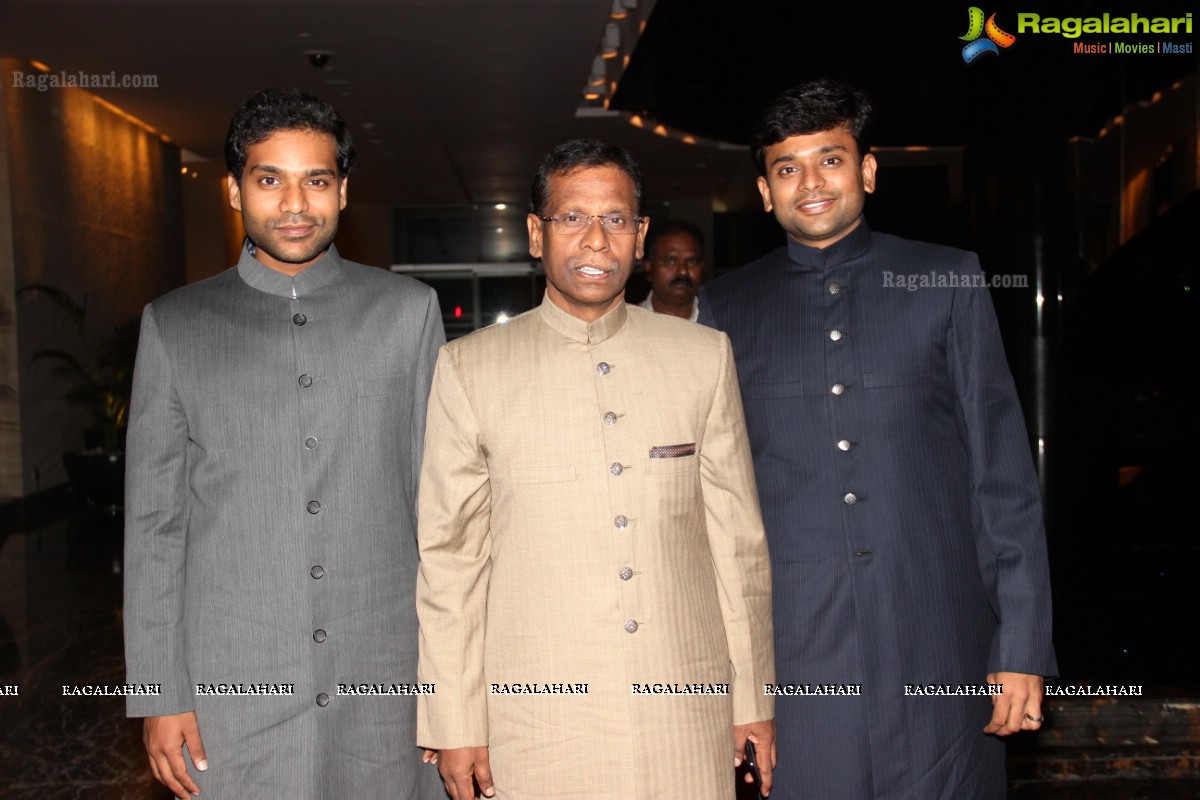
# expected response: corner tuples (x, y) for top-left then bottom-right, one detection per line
(649, 443), (696, 458)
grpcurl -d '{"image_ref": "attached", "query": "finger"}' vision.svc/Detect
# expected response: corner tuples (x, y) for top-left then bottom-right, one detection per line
(152, 752), (192, 799)
(158, 734), (200, 800)
(759, 733), (775, 796)
(165, 744), (202, 796)
(983, 695), (1010, 734)
(436, 763), (462, 800)
(476, 752), (496, 798)
(143, 722), (163, 785)
(453, 774), (475, 800)
(994, 687), (1028, 736)
(183, 722), (208, 774)
(146, 748), (164, 785)
(1021, 697), (1045, 731)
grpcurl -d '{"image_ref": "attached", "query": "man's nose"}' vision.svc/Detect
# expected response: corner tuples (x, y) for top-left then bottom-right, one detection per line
(581, 217), (610, 250)
(281, 184), (307, 214)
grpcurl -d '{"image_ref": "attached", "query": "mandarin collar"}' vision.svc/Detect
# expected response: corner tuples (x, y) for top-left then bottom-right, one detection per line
(236, 240), (344, 299)
(537, 292), (629, 344)
(786, 218), (872, 270)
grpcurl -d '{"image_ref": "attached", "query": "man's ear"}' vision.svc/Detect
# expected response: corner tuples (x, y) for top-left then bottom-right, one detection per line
(634, 216), (649, 261)
(756, 175), (773, 212)
(338, 176), (348, 210)
(861, 153), (878, 195)
(526, 213), (543, 259)
(227, 174), (243, 211)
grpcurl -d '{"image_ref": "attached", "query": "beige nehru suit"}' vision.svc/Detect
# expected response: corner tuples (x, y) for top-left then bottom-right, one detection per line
(417, 298), (774, 799)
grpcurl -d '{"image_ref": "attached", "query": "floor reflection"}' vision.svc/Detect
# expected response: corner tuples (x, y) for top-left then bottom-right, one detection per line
(1, 505), (1197, 799)
(0, 509), (169, 800)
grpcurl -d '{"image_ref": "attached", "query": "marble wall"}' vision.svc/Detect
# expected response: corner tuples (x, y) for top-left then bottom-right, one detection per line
(0, 58), (185, 499)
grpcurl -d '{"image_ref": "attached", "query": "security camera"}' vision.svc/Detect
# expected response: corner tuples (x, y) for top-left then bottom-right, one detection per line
(305, 51), (332, 69)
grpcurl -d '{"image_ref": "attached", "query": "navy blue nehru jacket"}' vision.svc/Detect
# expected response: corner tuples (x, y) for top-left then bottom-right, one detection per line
(700, 220), (1057, 800)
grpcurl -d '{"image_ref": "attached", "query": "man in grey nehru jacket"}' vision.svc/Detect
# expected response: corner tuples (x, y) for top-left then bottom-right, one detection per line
(123, 88), (444, 799)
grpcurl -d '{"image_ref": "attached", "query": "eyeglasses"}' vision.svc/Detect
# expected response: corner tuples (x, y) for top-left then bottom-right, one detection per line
(540, 213), (644, 236)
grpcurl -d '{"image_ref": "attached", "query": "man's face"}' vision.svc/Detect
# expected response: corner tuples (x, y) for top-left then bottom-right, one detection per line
(227, 128), (347, 275)
(527, 164), (647, 322)
(756, 125), (876, 249)
(645, 231), (703, 307)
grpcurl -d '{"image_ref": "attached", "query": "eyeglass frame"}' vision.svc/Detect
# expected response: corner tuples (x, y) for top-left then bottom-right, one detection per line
(538, 212), (647, 236)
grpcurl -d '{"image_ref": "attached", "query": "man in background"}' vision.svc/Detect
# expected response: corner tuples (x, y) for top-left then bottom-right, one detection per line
(417, 139), (775, 799)
(701, 79), (1056, 799)
(124, 88), (444, 799)
(639, 219), (705, 321)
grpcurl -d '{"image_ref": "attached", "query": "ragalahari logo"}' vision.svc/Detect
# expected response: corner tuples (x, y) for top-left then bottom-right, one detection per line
(960, 7), (1017, 62)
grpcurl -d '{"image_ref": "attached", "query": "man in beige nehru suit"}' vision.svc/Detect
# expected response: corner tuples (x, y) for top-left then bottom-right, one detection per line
(416, 139), (776, 800)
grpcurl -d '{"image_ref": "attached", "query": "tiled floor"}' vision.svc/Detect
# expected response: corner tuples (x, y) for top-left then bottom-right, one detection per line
(0, 510), (170, 799)
(2, 507), (1197, 799)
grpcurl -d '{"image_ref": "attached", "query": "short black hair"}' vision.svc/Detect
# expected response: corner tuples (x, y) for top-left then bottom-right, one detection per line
(751, 79), (873, 176)
(647, 219), (704, 259)
(225, 88), (356, 180)
(530, 139), (644, 216)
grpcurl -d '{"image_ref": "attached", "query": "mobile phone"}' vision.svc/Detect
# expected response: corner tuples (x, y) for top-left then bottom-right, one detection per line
(743, 739), (763, 791)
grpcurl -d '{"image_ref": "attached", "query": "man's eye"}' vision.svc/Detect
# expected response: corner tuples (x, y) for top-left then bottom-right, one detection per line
(778, 166), (796, 176)
(562, 213), (583, 223)
(260, 176), (279, 186)
(605, 215), (626, 227)
(309, 179), (328, 187)
(823, 157), (842, 166)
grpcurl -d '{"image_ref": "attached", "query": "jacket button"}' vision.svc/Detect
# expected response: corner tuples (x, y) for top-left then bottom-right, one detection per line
(610, 462), (624, 476)
(829, 330), (843, 341)
(304, 437), (318, 450)
(624, 620), (639, 633)
(603, 411), (618, 425)
(837, 439), (852, 451)
(310, 565), (325, 579)
(298, 374), (313, 388)
(292, 313), (307, 326)
(614, 515), (628, 529)
(316, 692), (330, 707)
(831, 383), (846, 396)
(843, 493), (859, 506)
(307, 500), (321, 514)
(829, 283), (843, 295)
(313, 629), (327, 643)
(619, 567), (633, 581)
(596, 362), (611, 375)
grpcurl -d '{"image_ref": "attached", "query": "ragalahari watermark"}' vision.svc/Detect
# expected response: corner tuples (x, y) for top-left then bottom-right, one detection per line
(883, 271), (1029, 291)
(12, 70), (158, 92)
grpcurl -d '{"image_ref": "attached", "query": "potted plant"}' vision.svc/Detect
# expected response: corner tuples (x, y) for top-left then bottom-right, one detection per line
(18, 284), (139, 511)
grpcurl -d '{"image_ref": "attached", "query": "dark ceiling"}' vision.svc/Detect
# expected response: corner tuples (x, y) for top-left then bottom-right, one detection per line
(1, 0), (1196, 210)
(615, 0), (1198, 148)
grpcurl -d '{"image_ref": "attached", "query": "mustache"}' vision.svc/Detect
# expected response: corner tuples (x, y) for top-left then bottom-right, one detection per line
(274, 215), (321, 227)
(669, 276), (696, 288)
(568, 256), (621, 271)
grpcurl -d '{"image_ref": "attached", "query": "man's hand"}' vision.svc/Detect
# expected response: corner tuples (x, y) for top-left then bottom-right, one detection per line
(734, 718), (777, 797)
(436, 746), (495, 799)
(984, 672), (1045, 736)
(143, 711), (207, 797)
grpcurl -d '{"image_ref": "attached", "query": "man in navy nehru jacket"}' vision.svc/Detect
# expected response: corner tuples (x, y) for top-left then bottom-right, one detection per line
(700, 79), (1056, 799)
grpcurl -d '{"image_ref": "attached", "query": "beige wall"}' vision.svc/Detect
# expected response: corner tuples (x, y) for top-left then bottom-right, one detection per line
(183, 172), (238, 284)
(0, 58), (184, 499)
